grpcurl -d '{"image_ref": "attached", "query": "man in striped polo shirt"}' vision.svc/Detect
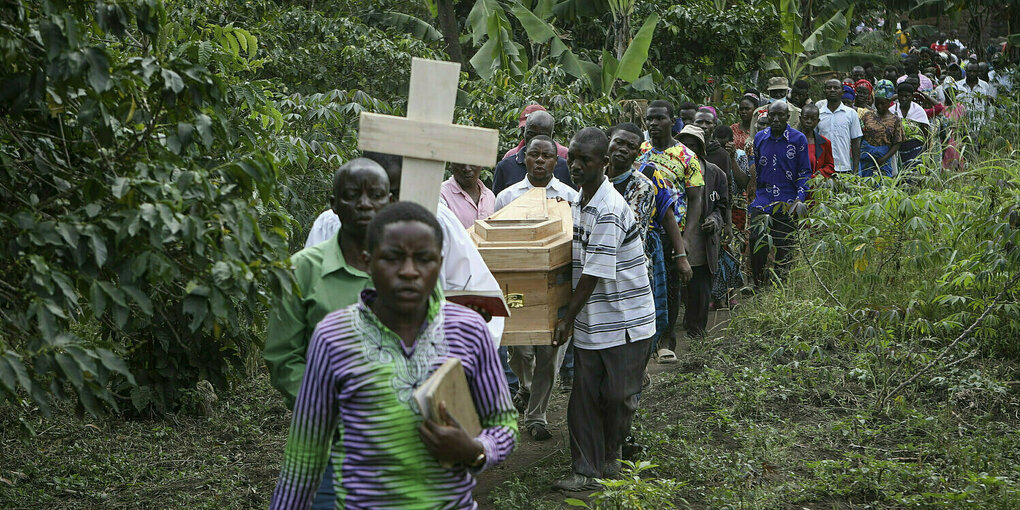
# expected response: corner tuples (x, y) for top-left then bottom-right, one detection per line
(552, 128), (656, 491)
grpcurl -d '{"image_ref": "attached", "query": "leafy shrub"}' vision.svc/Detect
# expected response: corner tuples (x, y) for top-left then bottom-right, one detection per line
(0, 0), (292, 415)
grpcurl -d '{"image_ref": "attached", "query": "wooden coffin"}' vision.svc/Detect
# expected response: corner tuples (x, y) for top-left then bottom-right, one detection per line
(471, 187), (572, 346)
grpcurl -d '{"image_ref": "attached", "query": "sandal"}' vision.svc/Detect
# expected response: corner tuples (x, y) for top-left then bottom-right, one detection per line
(656, 348), (678, 364)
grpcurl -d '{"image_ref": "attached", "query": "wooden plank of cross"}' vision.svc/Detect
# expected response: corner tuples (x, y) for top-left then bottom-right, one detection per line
(358, 58), (500, 214)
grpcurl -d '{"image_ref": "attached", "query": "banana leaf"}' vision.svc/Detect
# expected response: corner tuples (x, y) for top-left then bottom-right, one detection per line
(615, 13), (657, 83)
(366, 12), (443, 42)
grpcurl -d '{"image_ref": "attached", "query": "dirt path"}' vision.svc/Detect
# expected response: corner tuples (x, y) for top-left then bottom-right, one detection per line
(475, 310), (731, 508)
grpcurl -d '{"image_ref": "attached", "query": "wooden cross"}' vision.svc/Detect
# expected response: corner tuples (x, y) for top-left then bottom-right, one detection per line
(358, 58), (500, 214)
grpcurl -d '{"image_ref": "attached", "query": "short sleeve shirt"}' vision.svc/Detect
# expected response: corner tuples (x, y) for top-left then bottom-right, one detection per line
(815, 100), (864, 173)
(638, 141), (704, 230)
(860, 110), (905, 147)
(571, 178), (656, 350)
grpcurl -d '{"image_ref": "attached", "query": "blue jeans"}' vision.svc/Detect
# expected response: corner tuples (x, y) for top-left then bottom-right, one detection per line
(499, 346), (519, 395)
(312, 461), (335, 509)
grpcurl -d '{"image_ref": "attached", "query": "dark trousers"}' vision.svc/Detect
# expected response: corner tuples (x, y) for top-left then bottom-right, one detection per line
(498, 346), (519, 395)
(749, 208), (798, 286)
(568, 338), (650, 478)
(682, 265), (712, 337)
(660, 242), (681, 352)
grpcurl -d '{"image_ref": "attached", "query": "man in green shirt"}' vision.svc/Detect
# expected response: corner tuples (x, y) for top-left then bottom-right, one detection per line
(264, 158), (391, 408)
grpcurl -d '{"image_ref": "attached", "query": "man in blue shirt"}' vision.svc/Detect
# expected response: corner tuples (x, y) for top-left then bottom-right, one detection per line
(749, 102), (811, 286)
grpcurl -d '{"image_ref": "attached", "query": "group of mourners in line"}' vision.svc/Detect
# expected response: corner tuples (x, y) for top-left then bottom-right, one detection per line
(261, 33), (1012, 508)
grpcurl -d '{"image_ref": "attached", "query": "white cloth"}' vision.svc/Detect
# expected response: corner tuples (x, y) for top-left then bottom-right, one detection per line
(891, 101), (930, 125)
(304, 203), (505, 345)
(493, 176), (579, 211)
(815, 100), (863, 173)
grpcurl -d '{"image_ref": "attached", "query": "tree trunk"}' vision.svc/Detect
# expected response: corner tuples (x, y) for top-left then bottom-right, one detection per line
(614, 11), (630, 59)
(436, 0), (463, 65)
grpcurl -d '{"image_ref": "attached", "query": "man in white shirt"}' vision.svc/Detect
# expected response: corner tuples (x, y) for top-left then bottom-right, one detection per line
(493, 135), (578, 442)
(816, 79), (863, 174)
(494, 135), (580, 209)
(956, 62), (998, 129)
(304, 152), (505, 347)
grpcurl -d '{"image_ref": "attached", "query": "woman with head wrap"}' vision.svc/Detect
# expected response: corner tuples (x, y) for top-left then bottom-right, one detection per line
(841, 84), (856, 108)
(854, 79), (875, 114)
(858, 80), (904, 177)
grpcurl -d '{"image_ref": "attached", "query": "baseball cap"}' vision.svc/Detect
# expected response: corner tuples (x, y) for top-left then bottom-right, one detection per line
(518, 104), (547, 127)
(767, 77), (790, 91)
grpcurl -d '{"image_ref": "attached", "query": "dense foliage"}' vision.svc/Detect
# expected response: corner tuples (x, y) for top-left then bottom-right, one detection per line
(0, 0), (295, 416)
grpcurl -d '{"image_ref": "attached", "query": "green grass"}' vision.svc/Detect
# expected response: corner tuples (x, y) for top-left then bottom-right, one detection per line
(488, 260), (1020, 508)
(0, 373), (288, 509)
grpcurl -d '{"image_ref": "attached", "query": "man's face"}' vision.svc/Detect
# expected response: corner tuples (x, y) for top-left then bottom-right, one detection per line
(568, 140), (608, 188)
(800, 111), (819, 132)
(693, 112), (715, 136)
(523, 117), (554, 145)
(966, 64), (979, 81)
(331, 166), (391, 236)
(852, 67), (866, 81)
(789, 88), (808, 108)
(644, 107), (673, 140)
(367, 221), (442, 317)
(524, 139), (557, 183)
(885, 67), (899, 81)
(904, 59), (919, 74)
(451, 164), (481, 188)
(824, 80), (842, 101)
(768, 88), (788, 100)
(679, 108), (697, 126)
(608, 130), (642, 170)
(864, 63), (875, 77)
(767, 107), (789, 132)
(979, 63), (990, 77)
(949, 66), (964, 80)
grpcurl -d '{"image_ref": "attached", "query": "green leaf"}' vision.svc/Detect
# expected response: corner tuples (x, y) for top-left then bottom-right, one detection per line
(161, 68), (184, 94)
(95, 348), (136, 384)
(121, 284), (154, 316)
(195, 114), (213, 148)
(90, 281), (108, 319)
(56, 352), (84, 389)
(90, 232), (108, 268)
(182, 295), (207, 332)
(629, 73), (655, 92)
(615, 13), (658, 83)
(112, 177), (130, 199)
(245, 33), (257, 59)
(3, 352), (33, 393)
(97, 281), (127, 308)
(0, 358), (17, 394)
(367, 12), (443, 42)
(84, 48), (111, 92)
(510, 4), (557, 45)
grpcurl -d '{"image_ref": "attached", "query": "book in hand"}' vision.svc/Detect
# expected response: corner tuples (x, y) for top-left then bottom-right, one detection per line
(414, 357), (482, 468)
(445, 290), (511, 318)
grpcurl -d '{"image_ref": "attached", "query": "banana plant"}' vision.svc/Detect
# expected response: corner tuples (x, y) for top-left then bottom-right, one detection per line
(510, 3), (657, 96)
(770, 0), (875, 82)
